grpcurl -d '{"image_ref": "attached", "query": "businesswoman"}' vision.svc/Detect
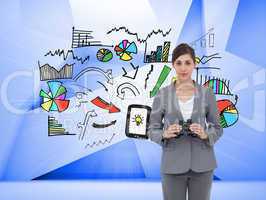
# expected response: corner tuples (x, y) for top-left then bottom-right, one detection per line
(148, 43), (223, 200)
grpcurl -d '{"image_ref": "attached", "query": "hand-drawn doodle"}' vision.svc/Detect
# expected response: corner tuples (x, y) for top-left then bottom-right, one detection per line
(48, 116), (76, 136)
(195, 53), (222, 64)
(125, 104), (151, 139)
(96, 48), (113, 62)
(92, 120), (117, 128)
(77, 110), (97, 140)
(91, 96), (120, 113)
(150, 65), (171, 97)
(107, 26), (172, 63)
(114, 39), (137, 61)
(144, 64), (154, 89)
(44, 49), (90, 64)
(39, 62), (73, 81)
(75, 92), (89, 107)
(72, 27), (113, 48)
(122, 62), (139, 80)
(73, 67), (113, 85)
(144, 41), (171, 63)
(40, 81), (69, 112)
(116, 82), (140, 100)
(84, 133), (117, 149)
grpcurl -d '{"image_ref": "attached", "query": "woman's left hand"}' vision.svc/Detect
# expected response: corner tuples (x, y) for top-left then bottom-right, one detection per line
(189, 123), (208, 140)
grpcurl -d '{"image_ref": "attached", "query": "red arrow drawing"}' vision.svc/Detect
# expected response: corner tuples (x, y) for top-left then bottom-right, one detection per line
(91, 96), (120, 113)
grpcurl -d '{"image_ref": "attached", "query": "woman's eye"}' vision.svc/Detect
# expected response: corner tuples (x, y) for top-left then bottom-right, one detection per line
(176, 61), (182, 65)
(185, 61), (192, 65)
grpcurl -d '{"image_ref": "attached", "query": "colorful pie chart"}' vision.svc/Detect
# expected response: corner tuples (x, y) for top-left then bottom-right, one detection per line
(114, 39), (137, 61)
(217, 99), (239, 128)
(40, 81), (69, 112)
(96, 48), (113, 62)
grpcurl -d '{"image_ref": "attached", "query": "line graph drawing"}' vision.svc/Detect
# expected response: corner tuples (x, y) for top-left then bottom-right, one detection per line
(195, 53), (222, 64)
(44, 49), (90, 64)
(84, 133), (117, 149)
(144, 64), (154, 89)
(106, 26), (172, 44)
(39, 61), (73, 81)
(72, 27), (113, 48)
(92, 120), (117, 128)
(73, 67), (113, 85)
(116, 82), (140, 100)
(77, 110), (97, 140)
(122, 62), (139, 80)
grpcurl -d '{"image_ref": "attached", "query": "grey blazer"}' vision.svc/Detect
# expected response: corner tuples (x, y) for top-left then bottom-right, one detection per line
(148, 80), (223, 174)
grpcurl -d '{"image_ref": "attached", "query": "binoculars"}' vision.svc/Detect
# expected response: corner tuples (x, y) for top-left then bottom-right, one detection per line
(175, 119), (198, 138)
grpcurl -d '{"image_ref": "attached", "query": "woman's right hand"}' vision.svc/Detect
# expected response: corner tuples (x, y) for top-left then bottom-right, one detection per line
(163, 124), (182, 139)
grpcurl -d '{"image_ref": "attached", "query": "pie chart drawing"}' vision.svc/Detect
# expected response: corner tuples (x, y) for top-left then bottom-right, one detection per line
(114, 39), (137, 61)
(96, 48), (113, 62)
(217, 99), (239, 128)
(40, 81), (70, 112)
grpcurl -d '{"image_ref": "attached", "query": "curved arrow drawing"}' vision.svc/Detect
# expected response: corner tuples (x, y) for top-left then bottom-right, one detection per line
(77, 110), (97, 140)
(73, 67), (113, 85)
(97, 81), (108, 91)
(91, 96), (120, 113)
(116, 82), (140, 100)
(92, 120), (117, 128)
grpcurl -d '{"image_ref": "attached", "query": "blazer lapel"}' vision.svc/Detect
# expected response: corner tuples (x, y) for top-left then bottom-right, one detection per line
(191, 82), (201, 123)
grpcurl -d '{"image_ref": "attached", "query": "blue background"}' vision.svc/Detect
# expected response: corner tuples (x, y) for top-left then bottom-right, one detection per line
(0, 0), (265, 182)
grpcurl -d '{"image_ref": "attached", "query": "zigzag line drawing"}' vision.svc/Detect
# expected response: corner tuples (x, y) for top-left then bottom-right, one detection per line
(144, 64), (154, 89)
(44, 49), (90, 64)
(84, 133), (117, 148)
(106, 26), (172, 43)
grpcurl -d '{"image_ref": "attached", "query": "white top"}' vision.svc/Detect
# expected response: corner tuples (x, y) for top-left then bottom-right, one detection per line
(178, 95), (194, 121)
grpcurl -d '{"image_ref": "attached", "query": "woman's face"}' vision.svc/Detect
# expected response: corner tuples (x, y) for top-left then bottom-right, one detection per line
(173, 53), (196, 82)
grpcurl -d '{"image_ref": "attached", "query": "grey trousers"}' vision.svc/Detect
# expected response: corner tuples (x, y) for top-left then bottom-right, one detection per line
(161, 169), (214, 200)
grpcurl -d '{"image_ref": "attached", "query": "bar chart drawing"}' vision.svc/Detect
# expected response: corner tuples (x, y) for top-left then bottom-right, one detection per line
(190, 28), (215, 49)
(200, 75), (233, 96)
(72, 27), (113, 48)
(144, 41), (171, 63)
(48, 116), (76, 136)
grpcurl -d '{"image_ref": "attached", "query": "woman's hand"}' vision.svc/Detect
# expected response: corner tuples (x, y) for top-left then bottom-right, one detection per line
(163, 124), (182, 139)
(189, 123), (208, 140)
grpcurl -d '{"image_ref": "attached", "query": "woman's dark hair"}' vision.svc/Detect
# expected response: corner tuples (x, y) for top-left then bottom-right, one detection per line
(171, 43), (195, 64)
